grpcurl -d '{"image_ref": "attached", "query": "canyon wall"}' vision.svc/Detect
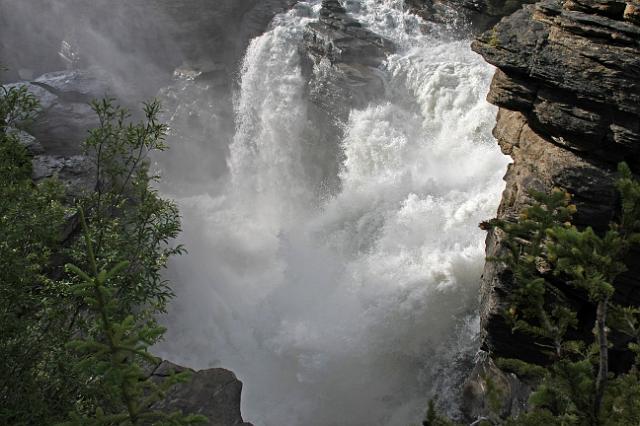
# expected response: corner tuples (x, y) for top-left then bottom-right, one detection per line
(465, 0), (640, 417)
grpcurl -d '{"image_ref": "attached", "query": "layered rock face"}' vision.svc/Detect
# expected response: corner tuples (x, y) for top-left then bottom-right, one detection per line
(465, 0), (640, 416)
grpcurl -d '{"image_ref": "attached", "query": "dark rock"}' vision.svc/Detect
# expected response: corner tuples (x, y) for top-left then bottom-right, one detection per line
(471, 0), (640, 417)
(300, 0), (394, 193)
(2, 69), (109, 197)
(406, 0), (537, 33)
(151, 361), (252, 426)
(31, 155), (95, 197)
(304, 0), (395, 67)
(472, 0), (640, 161)
(14, 129), (44, 155)
(7, 69), (113, 157)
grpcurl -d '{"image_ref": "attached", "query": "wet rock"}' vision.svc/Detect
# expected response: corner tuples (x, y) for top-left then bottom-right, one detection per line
(304, 0), (394, 67)
(31, 154), (95, 198)
(151, 361), (252, 426)
(8, 69), (113, 157)
(300, 0), (394, 193)
(406, 0), (537, 32)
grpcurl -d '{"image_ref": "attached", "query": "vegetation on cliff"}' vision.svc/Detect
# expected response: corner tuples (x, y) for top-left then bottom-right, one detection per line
(0, 84), (204, 424)
(427, 169), (640, 425)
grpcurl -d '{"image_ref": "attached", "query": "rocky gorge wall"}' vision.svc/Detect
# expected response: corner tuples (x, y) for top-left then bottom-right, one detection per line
(464, 0), (640, 417)
(6, 0), (639, 422)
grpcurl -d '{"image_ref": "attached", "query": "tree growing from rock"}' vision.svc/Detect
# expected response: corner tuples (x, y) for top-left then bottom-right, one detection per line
(427, 165), (640, 425)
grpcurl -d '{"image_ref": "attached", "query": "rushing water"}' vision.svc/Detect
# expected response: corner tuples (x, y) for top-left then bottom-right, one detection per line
(155, 1), (509, 424)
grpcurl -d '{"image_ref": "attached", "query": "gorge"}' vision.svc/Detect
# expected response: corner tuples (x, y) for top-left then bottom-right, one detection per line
(1, 0), (638, 424)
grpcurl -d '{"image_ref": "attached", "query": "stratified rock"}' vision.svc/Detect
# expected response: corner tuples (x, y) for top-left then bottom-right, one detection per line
(469, 0), (640, 418)
(473, 0), (640, 160)
(151, 361), (252, 426)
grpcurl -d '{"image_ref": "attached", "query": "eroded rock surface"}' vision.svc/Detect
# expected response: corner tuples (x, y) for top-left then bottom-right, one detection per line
(466, 0), (640, 418)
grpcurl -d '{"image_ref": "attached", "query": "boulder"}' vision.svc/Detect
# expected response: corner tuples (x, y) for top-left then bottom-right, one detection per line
(151, 361), (252, 426)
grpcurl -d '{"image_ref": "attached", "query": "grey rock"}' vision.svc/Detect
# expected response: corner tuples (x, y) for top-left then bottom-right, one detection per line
(13, 129), (44, 155)
(151, 361), (252, 426)
(31, 154), (95, 198)
(299, 0), (394, 194)
(304, 0), (395, 67)
(7, 69), (113, 157)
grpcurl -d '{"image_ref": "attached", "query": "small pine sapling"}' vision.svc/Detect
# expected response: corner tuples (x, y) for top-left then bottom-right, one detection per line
(61, 208), (206, 426)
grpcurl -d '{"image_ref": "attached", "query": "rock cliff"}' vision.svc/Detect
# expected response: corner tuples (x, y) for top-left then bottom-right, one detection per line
(466, 0), (640, 416)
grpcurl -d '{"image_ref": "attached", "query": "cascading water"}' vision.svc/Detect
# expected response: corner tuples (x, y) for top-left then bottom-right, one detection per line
(155, 1), (509, 424)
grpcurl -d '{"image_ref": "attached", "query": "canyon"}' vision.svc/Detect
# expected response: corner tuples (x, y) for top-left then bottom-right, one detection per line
(1, 0), (638, 424)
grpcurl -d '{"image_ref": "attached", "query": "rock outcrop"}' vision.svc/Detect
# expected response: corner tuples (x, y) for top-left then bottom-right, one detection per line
(466, 0), (640, 417)
(406, 0), (537, 32)
(151, 361), (252, 426)
(5, 69), (108, 198)
(303, 0), (394, 117)
(300, 0), (395, 191)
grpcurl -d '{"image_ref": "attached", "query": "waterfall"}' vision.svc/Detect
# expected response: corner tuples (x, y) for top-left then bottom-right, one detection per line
(155, 1), (509, 424)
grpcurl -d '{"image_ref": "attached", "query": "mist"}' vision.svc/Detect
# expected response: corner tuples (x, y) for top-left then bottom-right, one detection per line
(1, 1), (509, 425)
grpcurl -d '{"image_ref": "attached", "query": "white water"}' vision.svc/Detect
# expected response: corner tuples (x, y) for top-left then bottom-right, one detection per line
(155, 1), (509, 425)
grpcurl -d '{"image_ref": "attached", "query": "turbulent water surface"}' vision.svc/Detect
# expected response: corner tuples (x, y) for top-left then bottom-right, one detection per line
(155, 1), (509, 424)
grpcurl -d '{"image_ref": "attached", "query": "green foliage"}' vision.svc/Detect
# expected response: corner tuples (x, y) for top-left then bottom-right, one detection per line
(423, 400), (459, 426)
(0, 84), (39, 131)
(496, 358), (547, 381)
(60, 209), (205, 426)
(0, 84), (199, 424)
(70, 98), (183, 317)
(470, 166), (640, 425)
(484, 189), (578, 359)
(433, 167), (640, 425)
(0, 83), (77, 424)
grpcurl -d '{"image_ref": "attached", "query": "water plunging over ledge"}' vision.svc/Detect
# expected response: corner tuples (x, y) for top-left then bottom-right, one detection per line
(155, 1), (509, 424)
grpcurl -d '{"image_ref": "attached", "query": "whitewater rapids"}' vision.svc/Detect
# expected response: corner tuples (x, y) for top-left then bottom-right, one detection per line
(155, 1), (509, 424)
